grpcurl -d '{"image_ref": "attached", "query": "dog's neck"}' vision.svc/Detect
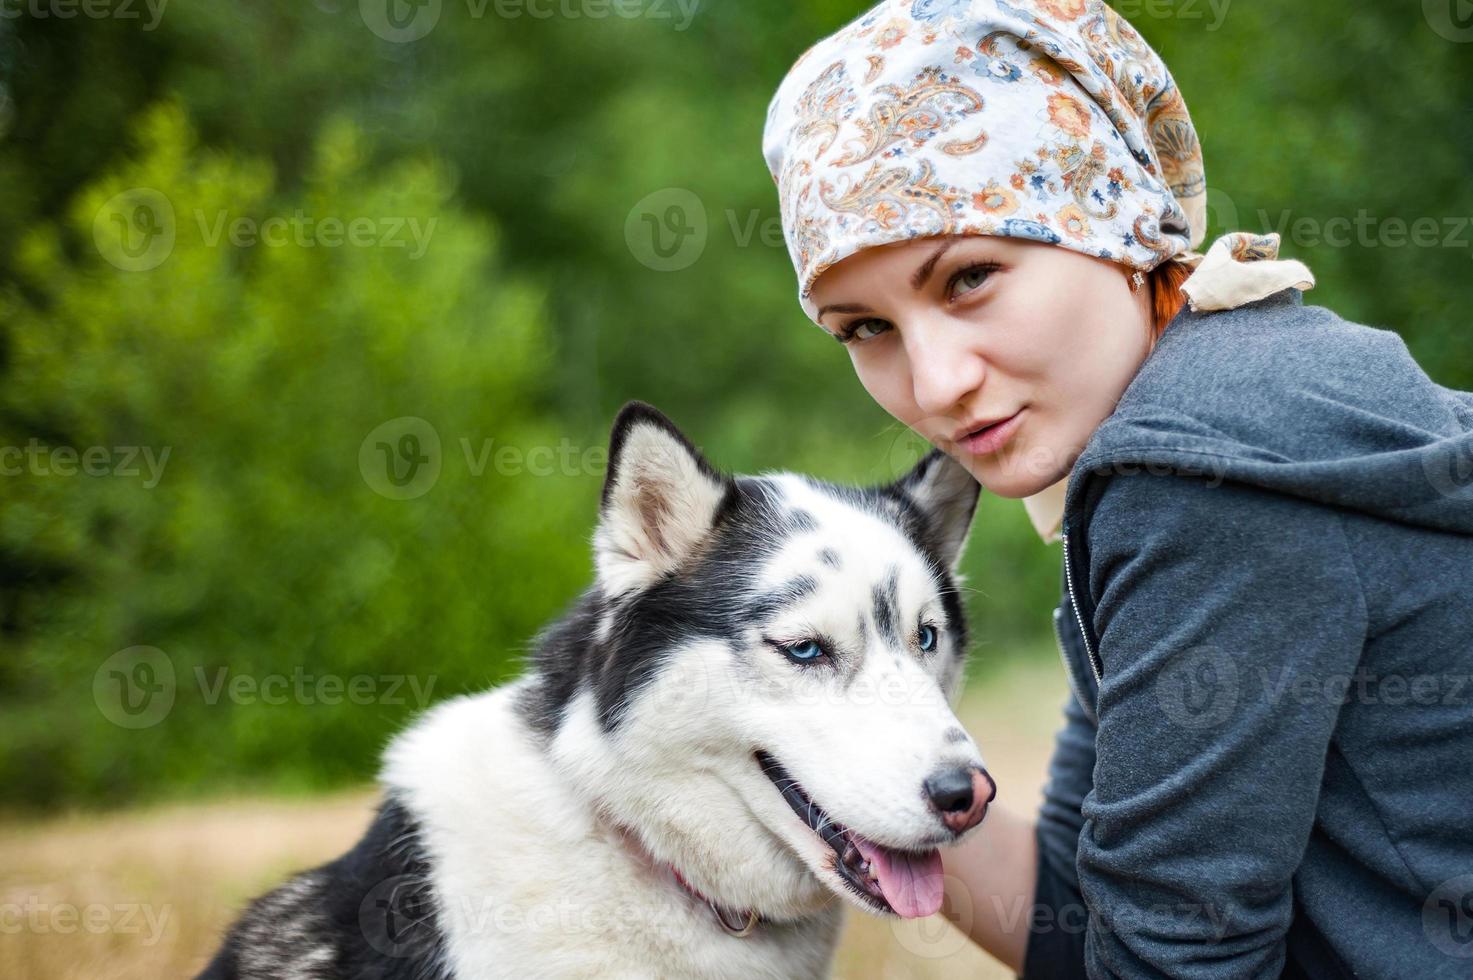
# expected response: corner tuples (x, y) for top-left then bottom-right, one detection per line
(598, 812), (765, 938)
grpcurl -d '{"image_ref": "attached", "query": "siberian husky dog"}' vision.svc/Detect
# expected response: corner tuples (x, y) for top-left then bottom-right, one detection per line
(199, 401), (994, 980)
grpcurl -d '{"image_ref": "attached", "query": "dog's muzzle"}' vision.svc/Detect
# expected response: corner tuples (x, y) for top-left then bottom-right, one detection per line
(755, 750), (993, 919)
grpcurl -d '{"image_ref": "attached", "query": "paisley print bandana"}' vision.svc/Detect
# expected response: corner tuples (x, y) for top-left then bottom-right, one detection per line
(762, 0), (1314, 327)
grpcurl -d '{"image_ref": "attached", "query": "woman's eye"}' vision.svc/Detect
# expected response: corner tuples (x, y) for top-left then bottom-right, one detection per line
(839, 319), (891, 344)
(917, 625), (937, 652)
(783, 640), (826, 662)
(950, 264), (996, 299)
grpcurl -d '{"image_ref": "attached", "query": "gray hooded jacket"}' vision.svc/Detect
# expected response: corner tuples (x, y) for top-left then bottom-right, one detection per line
(1022, 288), (1473, 979)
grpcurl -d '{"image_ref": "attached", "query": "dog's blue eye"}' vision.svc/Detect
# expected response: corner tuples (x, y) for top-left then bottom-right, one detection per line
(918, 625), (937, 652)
(785, 640), (825, 662)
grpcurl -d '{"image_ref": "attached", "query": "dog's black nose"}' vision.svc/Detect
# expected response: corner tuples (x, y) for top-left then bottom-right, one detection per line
(925, 767), (975, 812)
(924, 765), (996, 833)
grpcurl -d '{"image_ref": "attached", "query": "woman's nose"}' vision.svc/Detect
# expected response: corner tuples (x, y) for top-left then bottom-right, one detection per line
(907, 321), (986, 417)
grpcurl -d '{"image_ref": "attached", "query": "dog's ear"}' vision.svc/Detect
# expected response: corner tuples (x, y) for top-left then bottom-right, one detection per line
(594, 401), (731, 596)
(891, 447), (982, 571)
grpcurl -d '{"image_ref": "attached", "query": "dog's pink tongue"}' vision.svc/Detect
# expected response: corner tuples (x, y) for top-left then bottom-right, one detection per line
(851, 835), (945, 918)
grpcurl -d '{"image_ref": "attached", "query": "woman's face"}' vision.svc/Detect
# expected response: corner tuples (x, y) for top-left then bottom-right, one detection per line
(808, 235), (1155, 499)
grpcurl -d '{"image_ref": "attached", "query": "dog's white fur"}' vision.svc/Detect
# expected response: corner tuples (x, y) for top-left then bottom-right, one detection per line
(384, 680), (844, 979)
(380, 410), (987, 978)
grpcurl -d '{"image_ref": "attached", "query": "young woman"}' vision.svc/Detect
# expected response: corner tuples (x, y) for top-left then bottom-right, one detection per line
(763, 2), (1473, 977)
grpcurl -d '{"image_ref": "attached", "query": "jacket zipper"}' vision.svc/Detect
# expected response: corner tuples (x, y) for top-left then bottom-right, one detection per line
(1052, 606), (1098, 724)
(1060, 528), (1103, 683)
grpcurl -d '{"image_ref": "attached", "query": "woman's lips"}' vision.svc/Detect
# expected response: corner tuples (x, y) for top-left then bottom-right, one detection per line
(958, 409), (1025, 456)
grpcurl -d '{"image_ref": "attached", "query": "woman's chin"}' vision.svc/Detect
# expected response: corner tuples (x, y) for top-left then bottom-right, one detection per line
(978, 472), (1058, 499)
(952, 447), (1071, 499)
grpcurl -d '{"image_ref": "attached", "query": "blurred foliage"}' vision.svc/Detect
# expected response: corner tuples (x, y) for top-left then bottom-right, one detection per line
(0, 1), (1468, 809)
(0, 101), (577, 807)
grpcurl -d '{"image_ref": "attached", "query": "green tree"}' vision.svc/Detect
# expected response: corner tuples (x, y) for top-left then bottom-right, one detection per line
(0, 101), (591, 808)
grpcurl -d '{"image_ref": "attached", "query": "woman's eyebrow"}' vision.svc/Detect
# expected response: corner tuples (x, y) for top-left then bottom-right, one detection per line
(910, 240), (956, 291)
(816, 240), (959, 320)
(816, 302), (874, 321)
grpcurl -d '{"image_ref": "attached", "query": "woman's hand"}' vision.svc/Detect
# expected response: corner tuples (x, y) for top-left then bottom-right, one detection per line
(940, 801), (1039, 973)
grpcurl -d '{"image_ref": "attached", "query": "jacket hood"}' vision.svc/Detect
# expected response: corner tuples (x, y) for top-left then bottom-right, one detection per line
(1058, 288), (1473, 537)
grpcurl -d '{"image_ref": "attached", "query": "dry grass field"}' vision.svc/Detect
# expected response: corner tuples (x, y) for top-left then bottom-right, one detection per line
(0, 657), (1067, 980)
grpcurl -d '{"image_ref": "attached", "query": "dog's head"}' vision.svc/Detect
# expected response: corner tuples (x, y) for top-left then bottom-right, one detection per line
(537, 401), (991, 922)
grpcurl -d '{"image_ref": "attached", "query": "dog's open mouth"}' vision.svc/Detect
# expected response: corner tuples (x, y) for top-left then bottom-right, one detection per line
(755, 750), (945, 919)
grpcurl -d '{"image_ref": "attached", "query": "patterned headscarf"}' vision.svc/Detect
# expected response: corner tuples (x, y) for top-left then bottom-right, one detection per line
(762, 0), (1312, 326)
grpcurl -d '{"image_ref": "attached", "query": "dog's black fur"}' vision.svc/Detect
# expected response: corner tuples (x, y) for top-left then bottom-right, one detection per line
(196, 797), (449, 980)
